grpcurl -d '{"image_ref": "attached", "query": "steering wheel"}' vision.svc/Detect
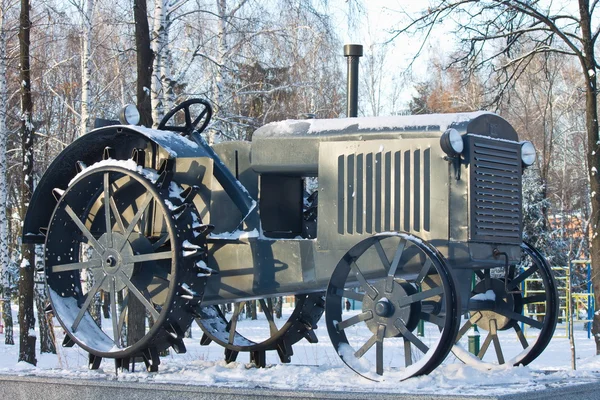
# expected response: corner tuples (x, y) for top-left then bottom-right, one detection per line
(157, 98), (213, 136)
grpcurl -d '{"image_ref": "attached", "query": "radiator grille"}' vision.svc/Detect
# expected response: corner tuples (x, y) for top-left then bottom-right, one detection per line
(469, 136), (522, 243)
(338, 149), (430, 235)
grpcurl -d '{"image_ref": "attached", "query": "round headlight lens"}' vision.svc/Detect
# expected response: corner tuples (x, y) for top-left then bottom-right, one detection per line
(119, 104), (140, 125)
(440, 128), (464, 155)
(521, 141), (536, 166)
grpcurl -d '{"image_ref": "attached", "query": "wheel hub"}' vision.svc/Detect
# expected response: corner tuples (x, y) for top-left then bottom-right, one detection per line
(89, 232), (139, 292)
(472, 278), (522, 331)
(375, 299), (394, 317)
(363, 280), (421, 338)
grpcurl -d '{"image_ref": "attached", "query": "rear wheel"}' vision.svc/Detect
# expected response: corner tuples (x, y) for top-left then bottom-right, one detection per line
(196, 293), (325, 366)
(45, 159), (209, 371)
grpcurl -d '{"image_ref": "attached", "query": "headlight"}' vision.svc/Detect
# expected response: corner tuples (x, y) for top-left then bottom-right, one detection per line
(119, 104), (140, 125)
(440, 128), (464, 156)
(520, 141), (536, 166)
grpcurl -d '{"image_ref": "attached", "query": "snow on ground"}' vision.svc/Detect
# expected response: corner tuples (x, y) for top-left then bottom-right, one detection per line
(0, 305), (599, 396)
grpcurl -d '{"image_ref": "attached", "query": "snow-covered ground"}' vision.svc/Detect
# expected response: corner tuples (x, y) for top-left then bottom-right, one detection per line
(0, 305), (599, 396)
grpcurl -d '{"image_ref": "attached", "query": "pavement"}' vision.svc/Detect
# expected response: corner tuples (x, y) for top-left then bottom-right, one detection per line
(0, 374), (599, 400)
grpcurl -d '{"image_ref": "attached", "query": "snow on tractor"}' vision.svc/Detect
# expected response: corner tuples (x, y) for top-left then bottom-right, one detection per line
(22, 95), (558, 381)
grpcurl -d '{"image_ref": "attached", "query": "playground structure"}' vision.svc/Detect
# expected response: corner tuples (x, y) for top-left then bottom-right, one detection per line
(523, 261), (593, 339)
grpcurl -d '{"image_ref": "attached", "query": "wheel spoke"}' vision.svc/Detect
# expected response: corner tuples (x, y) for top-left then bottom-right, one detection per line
(455, 312), (482, 342)
(104, 172), (112, 248)
(110, 197), (126, 233)
(119, 193), (153, 251)
(64, 204), (105, 254)
(117, 293), (129, 343)
(415, 259), (433, 284)
(478, 330), (493, 359)
(109, 277), (120, 346)
(192, 108), (207, 126)
(337, 311), (373, 331)
(117, 270), (159, 320)
(404, 338), (412, 366)
(152, 234), (170, 251)
(122, 251), (172, 264)
(354, 333), (378, 358)
(522, 294), (547, 304)
(398, 287), (443, 307)
(394, 318), (429, 354)
(494, 308), (543, 329)
(259, 299), (278, 336)
(376, 324), (385, 375)
(52, 259), (101, 273)
(350, 261), (378, 300)
(490, 319), (504, 364)
(342, 288), (364, 302)
(184, 106), (192, 127)
(513, 322), (529, 349)
(374, 241), (391, 269)
(420, 311), (445, 327)
(72, 273), (106, 332)
(507, 265), (538, 291)
(386, 239), (406, 292)
(228, 302), (245, 345)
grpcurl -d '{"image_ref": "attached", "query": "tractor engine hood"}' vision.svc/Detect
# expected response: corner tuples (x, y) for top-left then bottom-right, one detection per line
(250, 111), (518, 175)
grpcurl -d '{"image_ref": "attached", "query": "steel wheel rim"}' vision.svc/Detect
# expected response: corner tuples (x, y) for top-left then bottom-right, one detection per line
(325, 233), (459, 381)
(45, 166), (181, 358)
(452, 242), (558, 367)
(198, 293), (324, 352)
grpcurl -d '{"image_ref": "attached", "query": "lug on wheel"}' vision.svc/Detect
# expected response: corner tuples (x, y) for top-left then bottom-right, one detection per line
(196, 293), (325, 366)
(452, 243), (558, 367)
(45, 161), (209, 371)
(325, 233), (460, 381)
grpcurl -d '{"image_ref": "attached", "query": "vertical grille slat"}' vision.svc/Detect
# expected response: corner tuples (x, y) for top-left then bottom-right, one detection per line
(338, 147), (431, 236)
(470, 136), (522, 243)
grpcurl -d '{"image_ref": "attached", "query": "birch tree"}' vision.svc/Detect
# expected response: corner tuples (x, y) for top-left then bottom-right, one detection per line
(151, 0), (179, 126)
(394, 0), (600, 353)
(0, 0), (14, 346)
(80, 0), (94, 135)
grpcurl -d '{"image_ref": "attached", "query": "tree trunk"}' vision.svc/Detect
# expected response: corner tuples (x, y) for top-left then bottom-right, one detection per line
(211, 0), (228, 144)
(151, 0), (165, 127)
(577, 0), (600, 355)
(134, 0), (153, 127)
(18, 0), (36, 365)
(35, 276), (55, 354)
(0, 0), (13, 346)
(80, 0), (94, 135)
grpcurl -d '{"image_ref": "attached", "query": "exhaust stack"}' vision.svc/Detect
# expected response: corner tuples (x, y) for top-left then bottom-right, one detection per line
(343, 44), (363, 118)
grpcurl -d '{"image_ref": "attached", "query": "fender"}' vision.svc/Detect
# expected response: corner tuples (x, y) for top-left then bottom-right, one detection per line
(23, 125), (210, 244)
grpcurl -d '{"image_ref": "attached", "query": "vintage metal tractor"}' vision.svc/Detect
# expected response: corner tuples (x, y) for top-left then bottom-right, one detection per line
(23, 96), (558, 381)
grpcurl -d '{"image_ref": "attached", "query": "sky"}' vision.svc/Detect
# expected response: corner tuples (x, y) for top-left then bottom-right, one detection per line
(326, 0), (457, 114)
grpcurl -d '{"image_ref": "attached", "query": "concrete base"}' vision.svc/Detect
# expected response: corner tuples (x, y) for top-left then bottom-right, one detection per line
(0, 375), (598, 400)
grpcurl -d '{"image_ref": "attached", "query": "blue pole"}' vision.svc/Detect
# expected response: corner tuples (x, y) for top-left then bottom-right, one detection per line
(588, 263), (593, 339)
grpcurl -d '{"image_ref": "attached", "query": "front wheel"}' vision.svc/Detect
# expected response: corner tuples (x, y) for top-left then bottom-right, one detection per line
(452, 243), (559, 367)
(325, 233), (460, 381)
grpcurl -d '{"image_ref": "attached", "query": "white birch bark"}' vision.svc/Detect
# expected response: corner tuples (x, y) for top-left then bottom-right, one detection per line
(210, 0), (228, 144)
(80, 0), (94, 135)
(161, 10), (174, 112)
(0, 0), (14, 345)
(151, 0), (166, 127)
